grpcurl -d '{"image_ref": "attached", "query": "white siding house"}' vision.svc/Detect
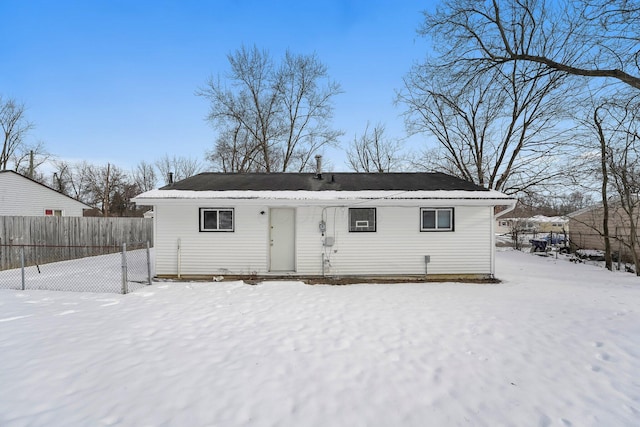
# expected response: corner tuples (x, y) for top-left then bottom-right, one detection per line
(133, 172), (516, 280)
(496, 215), (569, 234)
(0, 170), (90, 216)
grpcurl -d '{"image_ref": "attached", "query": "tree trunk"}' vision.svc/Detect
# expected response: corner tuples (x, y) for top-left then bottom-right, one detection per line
(595, 109), (613, 270)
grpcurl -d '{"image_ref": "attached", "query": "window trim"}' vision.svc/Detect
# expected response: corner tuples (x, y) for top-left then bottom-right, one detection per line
(199, 208), (235, 232)
(420, 207), (454, 232)
(44, 209), (63, 217)
(349, 208), (377, 232)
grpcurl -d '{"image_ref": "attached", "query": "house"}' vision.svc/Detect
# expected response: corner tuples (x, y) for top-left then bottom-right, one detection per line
(0, 170), (90, 216)
(133, 172), (516, 280)
(496, 215), (569, 235)
(568, 204), (639, 261)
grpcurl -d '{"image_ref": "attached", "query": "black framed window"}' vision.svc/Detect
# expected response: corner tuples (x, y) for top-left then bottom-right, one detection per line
(200, 208), (234, 232)
(349, 208), (376, 232)
(421, 208), (454, 231)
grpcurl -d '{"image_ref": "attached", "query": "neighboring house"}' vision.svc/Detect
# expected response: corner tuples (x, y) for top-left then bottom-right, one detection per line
(0, 170), (90, 217)
(496, 215), (569, 235)
(568, 204), (640, 260)
(134, 172), (515, 280)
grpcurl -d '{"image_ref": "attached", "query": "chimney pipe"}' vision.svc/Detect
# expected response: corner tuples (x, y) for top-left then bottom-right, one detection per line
(315, 154), (322, 179)
(168, 172), (174, 185)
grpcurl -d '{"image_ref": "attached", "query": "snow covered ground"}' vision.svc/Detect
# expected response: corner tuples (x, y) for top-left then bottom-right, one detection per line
(0, 250), (638, 426)
(0, 249), (151, 294)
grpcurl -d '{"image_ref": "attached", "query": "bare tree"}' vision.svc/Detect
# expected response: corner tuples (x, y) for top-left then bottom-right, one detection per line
(514, 191), (593, 217)
(155, 154), (203, 185)
(11, 140), (49, 180)
(132, 160), (158, 192)
(206, 125), (263, 172)
(346, 122), (405, 172)
(50, 160), (95, 202)
(82, 163), (132, 216)
(109, 182), (143, 217)
(592, 103), (614, 270)
(400, 56), (570, 193)
(1, 96), (35, 170)
(50, 159), (146, 216)
(572, 94), (640, 273)
(199, 45), (343, 172)
(422, 0), (640, 90)
(603, 98), (640, 275)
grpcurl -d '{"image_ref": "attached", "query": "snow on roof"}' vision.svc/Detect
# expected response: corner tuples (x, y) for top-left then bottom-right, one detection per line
(529, 215), (569, 223)
(134, 189), (515, 201)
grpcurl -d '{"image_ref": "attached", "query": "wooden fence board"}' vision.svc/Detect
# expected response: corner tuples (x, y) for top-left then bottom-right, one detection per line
(0, 216), (153, 270)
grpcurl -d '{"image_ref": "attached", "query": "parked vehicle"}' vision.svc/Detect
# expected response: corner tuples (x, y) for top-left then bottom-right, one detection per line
(544, 233), (567, 245)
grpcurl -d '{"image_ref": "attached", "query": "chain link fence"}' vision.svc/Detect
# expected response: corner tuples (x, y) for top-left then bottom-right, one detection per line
(0, 242), (152, 294)
(570, 231), (639, 263)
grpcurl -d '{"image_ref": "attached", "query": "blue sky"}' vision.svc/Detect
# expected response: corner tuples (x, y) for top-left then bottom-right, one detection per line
(1, 0), (431, 172)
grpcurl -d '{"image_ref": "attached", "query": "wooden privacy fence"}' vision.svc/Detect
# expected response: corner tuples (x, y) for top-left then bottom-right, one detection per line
(0, 216), (153, 271)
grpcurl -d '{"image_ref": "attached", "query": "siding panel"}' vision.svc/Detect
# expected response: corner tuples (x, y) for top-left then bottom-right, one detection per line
(0, 172), (88, 216)
(153, 200), (493, 277)
(155, 202), (268, 276)
(296, 205), (491, 276)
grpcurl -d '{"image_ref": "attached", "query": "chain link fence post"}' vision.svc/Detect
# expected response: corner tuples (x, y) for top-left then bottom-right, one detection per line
(21, 246), (25, 291)
(146, 241), (152, 285)
(121, 243), (128, 294)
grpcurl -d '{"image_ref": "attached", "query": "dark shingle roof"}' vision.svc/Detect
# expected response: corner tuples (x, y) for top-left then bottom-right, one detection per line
(160, 172), (489, 192)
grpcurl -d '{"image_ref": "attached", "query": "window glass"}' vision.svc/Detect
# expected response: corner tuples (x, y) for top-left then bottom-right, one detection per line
(421, 208), (454, 231)
(437, 210), (451, 228)
(422, 210), (436, 229)
(200, 208), (234, 232)
(203, 210), (218, 230)
(219, 210), (233, 230)
(349, 208), (376, 232)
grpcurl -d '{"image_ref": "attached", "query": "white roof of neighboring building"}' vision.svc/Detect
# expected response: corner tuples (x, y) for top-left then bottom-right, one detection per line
(499, 215), (568, 223)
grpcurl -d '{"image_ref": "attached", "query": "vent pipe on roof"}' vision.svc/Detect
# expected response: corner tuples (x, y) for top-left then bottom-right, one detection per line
(168, 172), (174, 185)
(315, 155), (322, 179)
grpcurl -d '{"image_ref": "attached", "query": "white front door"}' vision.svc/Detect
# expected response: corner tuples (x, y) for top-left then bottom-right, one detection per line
(270, 208), (295, 271)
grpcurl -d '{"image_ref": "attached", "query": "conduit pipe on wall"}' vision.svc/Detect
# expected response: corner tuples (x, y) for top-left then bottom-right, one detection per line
(177, 238), (182, 279)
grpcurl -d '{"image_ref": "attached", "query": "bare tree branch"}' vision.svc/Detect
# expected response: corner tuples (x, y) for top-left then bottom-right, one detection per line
(1, 96), (35, 170)
(399, 58), (571, 193)
(346, 122), (407, 172)
(422, 0), (640, 89)
(198, 45), (343, 172)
